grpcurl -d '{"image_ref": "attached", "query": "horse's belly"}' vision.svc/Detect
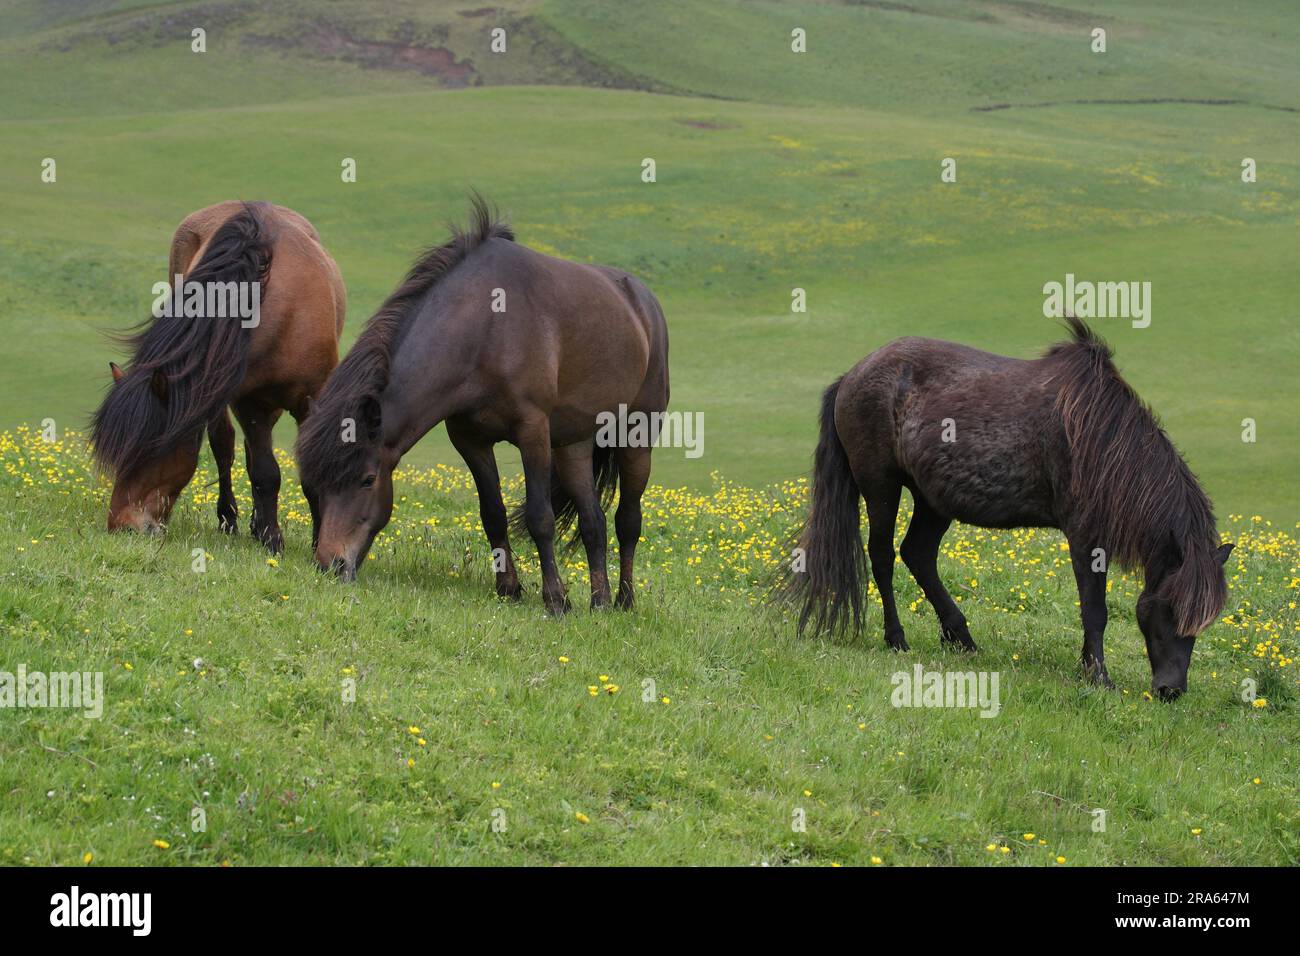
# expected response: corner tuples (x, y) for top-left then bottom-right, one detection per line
(901, 422), (1058, 529)
(919, 480), (1057, 529)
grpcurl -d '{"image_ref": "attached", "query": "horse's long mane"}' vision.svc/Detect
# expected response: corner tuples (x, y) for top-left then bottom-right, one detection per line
(90, 201), (272, 478)
(1048, 317), (1224, 634)
(295, 194), (513, 491)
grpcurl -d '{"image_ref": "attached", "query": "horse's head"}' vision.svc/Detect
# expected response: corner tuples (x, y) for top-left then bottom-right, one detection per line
(300, 394), (395, 581)
(1138, 540), (1234, 700)
(103, 363), (200, 534)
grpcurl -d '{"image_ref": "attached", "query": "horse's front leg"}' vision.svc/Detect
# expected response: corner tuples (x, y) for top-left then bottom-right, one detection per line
(208, 409), (238, 533)
(448, 424), (522, 601)
(234, 399), (285, 555)
(1069, 539), (1113, 687)
(291, 402), (321, 552)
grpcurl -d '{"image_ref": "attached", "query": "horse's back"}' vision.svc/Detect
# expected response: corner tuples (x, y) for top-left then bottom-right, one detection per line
(836, 335), (1065, 528)
(392, 237), (666, 443)
(463, 238), (659, 388)
(169, 201), (344, 412)
(252, 207), (345, 408)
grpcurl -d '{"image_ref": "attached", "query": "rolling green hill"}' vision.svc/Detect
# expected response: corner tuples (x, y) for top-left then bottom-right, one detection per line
(1, 0), (1296, 513)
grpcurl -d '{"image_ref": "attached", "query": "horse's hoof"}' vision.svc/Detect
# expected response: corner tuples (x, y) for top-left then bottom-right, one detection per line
(590, 593), (612, 611)
(497, 580), (524, 601)
(1082, 659), (1115, 689)
(941, 623), (978, 653)
(217, 510), (238, 534)
(545, 594), (572, 617)
(885, 630), (909, 652)
(256, 527), (284, 555)
(614, 585), (635, 610)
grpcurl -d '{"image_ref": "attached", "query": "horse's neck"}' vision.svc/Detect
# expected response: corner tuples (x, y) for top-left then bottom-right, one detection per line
(380, 387), (440, 466)
(1141, 549), (1177, 592)
(380, 319), (458, 461)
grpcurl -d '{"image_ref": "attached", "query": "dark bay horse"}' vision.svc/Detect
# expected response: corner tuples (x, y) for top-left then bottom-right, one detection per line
(295, 198), (669, 615)
(778, 318), (1231, 699)
(91, 201), (346, 552)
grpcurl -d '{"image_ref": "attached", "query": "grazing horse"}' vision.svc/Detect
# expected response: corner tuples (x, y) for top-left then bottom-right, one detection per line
(90, 201), (346, 552)
(777, 318), (1232, 699)
(295, 197), (669, 615)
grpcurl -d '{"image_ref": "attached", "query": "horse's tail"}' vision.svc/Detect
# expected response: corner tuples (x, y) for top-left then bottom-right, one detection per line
(509, 443), (619, 552)
(772, 376), (866, 637)
(92, 202), (273, 477)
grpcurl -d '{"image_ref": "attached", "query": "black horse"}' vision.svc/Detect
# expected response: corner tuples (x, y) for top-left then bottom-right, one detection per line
(777, 318), (1231, 699)
(296, 197), (669, 615)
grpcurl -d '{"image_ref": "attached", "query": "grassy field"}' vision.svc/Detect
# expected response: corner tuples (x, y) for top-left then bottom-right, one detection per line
(0, 1), (1297, 865)
(1, 429), (1296, 865)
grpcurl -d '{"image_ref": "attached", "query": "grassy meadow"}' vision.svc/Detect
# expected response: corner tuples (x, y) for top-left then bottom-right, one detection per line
(0, 1), (1297, 865)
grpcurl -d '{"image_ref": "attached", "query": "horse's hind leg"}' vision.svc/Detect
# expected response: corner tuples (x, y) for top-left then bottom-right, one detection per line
(863, 480), (908, 651)
(612, 445), (651, 610)
(1068, 537), (1113, 687)
(448, 423), (521, 600)
(516, 416), (569, 616)
(900, 495), (977, 652)
(554, 440), (612, 609)
(208, 409), (238, 533)
(233, 399), (284, 554)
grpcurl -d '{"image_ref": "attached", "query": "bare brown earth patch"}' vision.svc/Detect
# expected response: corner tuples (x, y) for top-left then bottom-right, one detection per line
(249, 23), (477, 85)
(849, 0), (1131, 38)
(33, 2), (666, 94)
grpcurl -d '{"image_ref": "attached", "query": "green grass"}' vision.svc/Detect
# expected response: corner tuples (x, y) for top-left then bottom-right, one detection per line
(1, 430), (1296, 865)
(3, 82), (1296, 510)
(545, 0), (1300, 111)
(0, 0), (1297, 865)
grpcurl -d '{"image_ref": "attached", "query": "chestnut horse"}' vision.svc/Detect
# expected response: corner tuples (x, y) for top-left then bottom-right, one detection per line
(295, 197), (669, 615)
(777, 319), (1232, 699)
(90, 201), (345, 552)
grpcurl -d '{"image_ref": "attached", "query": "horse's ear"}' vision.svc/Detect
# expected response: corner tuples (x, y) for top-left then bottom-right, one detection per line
(109, 361), (123, 382)
(359, 395), (382, 441)
(1216, 542), (1234, 565)
(150, 369), (169, 403)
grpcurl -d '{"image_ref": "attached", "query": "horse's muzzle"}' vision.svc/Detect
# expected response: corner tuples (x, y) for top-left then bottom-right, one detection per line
(108, 511), (164, 536)
(321, 556), (356, 582)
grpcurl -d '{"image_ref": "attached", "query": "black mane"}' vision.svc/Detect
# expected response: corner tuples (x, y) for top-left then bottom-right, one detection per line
(90, 201), (272, 478)
(1049, 317), (1224, 633)
(295, 195), (512, 491)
